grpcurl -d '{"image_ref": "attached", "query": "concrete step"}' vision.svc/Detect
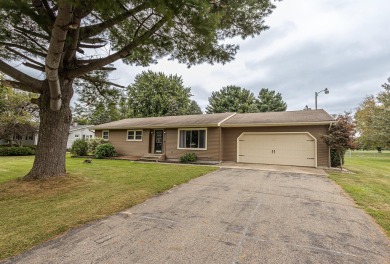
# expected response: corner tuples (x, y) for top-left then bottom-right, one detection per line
(139, 153), (166, 162)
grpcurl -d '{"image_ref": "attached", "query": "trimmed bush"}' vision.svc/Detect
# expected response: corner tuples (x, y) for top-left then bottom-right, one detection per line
(179, 152), (197, 163)
(95, 143), (116, 159)
(87, 137), (107, 153)
(71, 139), (89, 156)
(0, 146), (35, 156)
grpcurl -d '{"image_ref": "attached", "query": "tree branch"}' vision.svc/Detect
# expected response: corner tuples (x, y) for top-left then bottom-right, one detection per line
(0, 59), (42, 93)
(78, 43), (107, 49)
(41, 0), (56, 20)
(3, 80), (39, 94)
(23, 62), (45, 72)
(79, 76), (125, 88)
(0, 42), (46, 58)
(81, 37), (107, 44)
(32, 0), (55, 22)
(5, 46), (45, 67)
(15, 27), (49, 40)
(79, 2), (151, 39)
(45, 1), (73, 111)
(68, 16), (168, 78)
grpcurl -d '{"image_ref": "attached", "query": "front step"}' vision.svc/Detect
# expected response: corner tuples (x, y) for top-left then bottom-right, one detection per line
(139, 153), (166, 162)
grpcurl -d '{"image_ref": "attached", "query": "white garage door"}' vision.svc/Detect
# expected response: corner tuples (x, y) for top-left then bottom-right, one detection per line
(237, 132), (317, 167)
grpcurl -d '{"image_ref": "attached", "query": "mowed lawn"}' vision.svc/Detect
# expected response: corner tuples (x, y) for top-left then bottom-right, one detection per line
(328, 150), (390, 237)
(0, 156), (217, 260)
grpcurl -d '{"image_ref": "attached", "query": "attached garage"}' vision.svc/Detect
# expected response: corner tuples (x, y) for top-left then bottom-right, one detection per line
(237, 132), (317, 167)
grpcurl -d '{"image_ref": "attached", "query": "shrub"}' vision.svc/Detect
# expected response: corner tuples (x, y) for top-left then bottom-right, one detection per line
(330, 148), (345, 167)
(95, 143), (116, 159)
(179, 152), (197, 163)
(71, 139), (89, 156)
(0, 146), (35, 156)
(87, 137), (107, 153)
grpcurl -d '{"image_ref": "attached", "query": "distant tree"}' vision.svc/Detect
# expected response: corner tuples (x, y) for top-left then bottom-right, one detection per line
(73, 72), (125, 125)
(355, 78), (390, 151)
(322, 113), (356, 169)
(256, 88), (287, 112)
(187, 100), (203, 115)
(0, 77), (38, 146)
(127, 71), (200, 117)
(206, 85), (258, 113)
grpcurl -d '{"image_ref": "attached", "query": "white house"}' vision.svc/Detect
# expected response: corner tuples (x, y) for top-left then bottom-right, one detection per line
(0, 131), (39, 146)
(67, 124), (95, 149)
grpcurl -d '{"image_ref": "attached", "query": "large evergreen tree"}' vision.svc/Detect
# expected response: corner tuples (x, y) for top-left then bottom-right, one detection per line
(0, 0), (276, 179)
(256, 88), (287, 112)
(206, 85), (258, 113)
(127, 71), (202, 117)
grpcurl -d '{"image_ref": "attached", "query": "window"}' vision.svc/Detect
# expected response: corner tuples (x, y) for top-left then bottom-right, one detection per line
(74, 134), (79, 138)
(127, 130), (142, 141)
(178, 129), (206, 150)
(102, 130), (109, 140)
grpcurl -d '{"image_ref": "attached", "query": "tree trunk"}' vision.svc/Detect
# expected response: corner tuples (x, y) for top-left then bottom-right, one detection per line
(24, 79), (73, 180)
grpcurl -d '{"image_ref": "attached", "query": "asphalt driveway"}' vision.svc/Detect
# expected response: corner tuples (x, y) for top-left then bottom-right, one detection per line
(4, 168), (390, 263)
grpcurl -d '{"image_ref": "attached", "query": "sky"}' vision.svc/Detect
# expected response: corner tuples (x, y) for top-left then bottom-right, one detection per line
(107, 0), (390, 115)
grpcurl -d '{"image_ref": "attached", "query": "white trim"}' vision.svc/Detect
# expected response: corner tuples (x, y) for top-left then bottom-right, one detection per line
(126, 130), (143, 141)
(217, 113), (237, 126)
(102, 130), (109, 140)
(177, 128), (208, 150)
(236, 132), (317, 168)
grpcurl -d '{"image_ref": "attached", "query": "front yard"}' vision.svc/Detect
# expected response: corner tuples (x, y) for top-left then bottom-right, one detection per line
(0, 156), (217, 260)
(328, 150), (390, 237)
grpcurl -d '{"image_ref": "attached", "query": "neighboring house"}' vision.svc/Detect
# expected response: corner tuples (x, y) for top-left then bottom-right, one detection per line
(93, 110), (335, 168)
(67, 124), (95, 149)
(0, 131), (39, 146)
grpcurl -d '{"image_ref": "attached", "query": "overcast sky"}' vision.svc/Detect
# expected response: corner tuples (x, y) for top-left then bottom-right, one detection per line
(107, 0), (390, 115)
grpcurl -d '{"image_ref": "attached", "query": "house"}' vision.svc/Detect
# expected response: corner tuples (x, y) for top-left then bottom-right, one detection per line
(0, 131), (39, 146)
(92, 109), (335, 167)
(67, 124), (95, 149)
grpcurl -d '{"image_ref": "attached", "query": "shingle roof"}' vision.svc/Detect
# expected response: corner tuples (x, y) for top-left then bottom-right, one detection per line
(221, 109), (335, 126)
(69, 125), (94, 132)
(92, 110), (335, 130)
(92, 112), (235, 130)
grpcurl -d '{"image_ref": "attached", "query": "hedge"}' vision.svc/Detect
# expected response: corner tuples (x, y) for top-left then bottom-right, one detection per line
(0, 146), (35, 156)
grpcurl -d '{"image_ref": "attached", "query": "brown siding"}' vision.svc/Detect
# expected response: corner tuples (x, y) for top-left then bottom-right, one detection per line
(221, 125), (330, 167)
(95, 129), (150, 157)
(164, 127), (221, 162)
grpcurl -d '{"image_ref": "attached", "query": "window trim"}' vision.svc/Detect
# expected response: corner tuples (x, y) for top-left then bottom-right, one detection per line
(126, 130), (143, 141)
(102, 130), (109, 140)
(177, 128), (207, 150)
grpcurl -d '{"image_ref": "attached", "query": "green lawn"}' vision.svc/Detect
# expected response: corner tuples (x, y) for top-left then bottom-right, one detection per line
(328, 150), (390, 237)
(0, 156), (217, 260)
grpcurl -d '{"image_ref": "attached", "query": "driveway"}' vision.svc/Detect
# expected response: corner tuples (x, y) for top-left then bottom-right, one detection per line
(4, 168), (390, 264)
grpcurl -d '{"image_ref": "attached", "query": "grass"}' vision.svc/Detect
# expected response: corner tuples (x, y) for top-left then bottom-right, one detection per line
(0, 156), (217, 260)
(328, 150), (390, 237)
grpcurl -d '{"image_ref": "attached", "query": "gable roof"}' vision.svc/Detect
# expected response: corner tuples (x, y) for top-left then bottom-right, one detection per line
(92, 109), (334, 130)
(69, 125), (95, 132)
(221, 109), (335, 127)
(92, 112), (235, 130)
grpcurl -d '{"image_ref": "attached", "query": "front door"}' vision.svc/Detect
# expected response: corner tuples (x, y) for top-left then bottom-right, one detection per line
(154, 130), (164, 153)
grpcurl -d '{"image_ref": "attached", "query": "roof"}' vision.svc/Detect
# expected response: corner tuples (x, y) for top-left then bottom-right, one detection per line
(92, 110), (335, 130)
(69, 125), (95, 132)
(221, 109), (335, 127)
(92, 113), (235, 130)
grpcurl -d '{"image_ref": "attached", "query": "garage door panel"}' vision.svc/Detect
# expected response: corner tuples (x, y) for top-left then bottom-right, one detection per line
(238, 133), (316, 167)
